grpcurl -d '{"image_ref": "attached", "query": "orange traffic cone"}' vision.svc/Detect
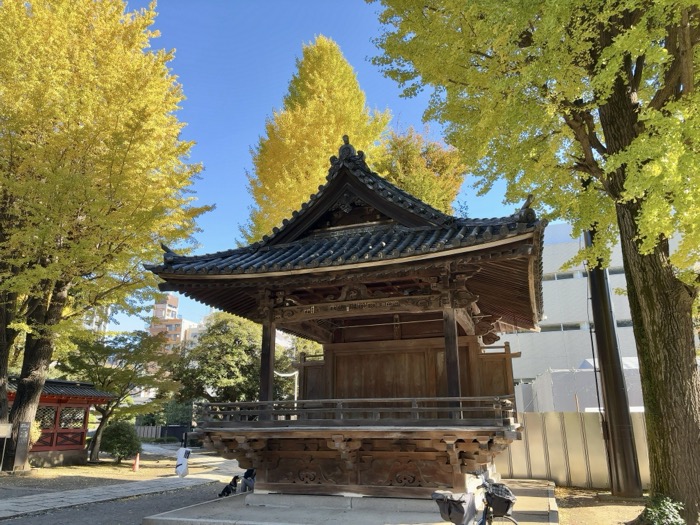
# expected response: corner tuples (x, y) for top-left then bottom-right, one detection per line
(132, 453), (140, 472)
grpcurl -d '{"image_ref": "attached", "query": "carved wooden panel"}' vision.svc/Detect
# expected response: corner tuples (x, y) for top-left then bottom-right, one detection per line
(201, 431), (519, 497)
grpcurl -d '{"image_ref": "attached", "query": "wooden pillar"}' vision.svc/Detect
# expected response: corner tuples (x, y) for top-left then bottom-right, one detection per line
(260, 314), (276, 402)
(443, 307), (462, 398)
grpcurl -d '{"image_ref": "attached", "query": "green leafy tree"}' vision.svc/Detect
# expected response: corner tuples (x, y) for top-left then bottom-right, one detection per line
(57, 331), (178, 462)
(169, 313), (294, 403)
(241, 35), (391, 243)
(101, 421), (141, 464)
(373, 128), (467, 214)
(0, 0), (210, 459)
(163, 400), (194, 426)
(372, 1), (700, 521)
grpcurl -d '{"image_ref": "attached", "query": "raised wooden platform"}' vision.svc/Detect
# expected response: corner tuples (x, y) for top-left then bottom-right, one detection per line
(200, 397), (520, 497)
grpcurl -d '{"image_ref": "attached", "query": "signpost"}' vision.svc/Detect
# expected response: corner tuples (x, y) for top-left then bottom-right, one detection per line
(13, 422), (31, 471)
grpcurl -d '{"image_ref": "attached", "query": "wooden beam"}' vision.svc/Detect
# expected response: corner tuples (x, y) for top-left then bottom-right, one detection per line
(279, 320), (333, 344)
(272, 294), (442, 322)
(324, 336), (479, 353)
(260, 313), (276, 403)
(454, 308), (475, 335)
(443, 308), (462, 398)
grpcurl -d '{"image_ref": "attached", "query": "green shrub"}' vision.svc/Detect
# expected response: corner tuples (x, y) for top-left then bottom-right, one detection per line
(101, 422), (141, 463)
(28, 420), (43, 447)
(641, 495), (685, 525)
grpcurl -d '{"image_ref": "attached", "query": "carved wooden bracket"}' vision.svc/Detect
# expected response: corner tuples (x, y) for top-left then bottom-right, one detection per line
(327, 435), (362, 470)
(440, 435), (461, 474)
(234, 435), (268, 466)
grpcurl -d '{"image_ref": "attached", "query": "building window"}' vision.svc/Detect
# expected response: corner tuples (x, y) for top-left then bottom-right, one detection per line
(35, 406), (57, 429)
(59, 407), (85, 429)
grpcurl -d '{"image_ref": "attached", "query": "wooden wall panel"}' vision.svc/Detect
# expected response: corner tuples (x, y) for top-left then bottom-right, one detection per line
(435, 350), (447, 397)
(478, 356), (511, 396)
(400, 319), (444, 338)
(342, 324), (394, 343)
(334, 349), (432, 399)
(302, 363), (326, 400)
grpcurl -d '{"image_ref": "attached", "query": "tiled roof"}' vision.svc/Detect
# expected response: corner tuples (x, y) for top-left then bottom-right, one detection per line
(255, 151), (455, 246)
(8, 378), (114, 400)
(147, 138), (546, 331)
(150, 218), (541, 277)
(149, 139), (542, 276)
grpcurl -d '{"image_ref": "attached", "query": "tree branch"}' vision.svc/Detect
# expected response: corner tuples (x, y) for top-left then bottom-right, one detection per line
(562, 105), (607, 189)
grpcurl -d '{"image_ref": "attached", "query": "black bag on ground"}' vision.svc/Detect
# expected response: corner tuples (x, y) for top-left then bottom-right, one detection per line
(431, 491), (477, 525)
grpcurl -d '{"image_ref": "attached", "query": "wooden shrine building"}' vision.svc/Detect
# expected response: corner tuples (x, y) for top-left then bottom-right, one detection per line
(6, 378), (113, 467)
(148, 138), (546, 498)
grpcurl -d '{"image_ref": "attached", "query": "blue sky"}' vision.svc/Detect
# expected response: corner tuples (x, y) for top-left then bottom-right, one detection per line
(116, 0), (513, 329)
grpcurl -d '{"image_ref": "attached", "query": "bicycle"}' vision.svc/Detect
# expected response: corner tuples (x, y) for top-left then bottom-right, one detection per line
(478, 477), (518, 524)
(432, 476), (518, 525)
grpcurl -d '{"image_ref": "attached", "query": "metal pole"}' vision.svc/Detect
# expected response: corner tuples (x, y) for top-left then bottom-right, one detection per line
(584, 230), (642, 497)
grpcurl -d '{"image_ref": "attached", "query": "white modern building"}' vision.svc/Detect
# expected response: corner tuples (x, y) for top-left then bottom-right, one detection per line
(501, 222), (641, 412)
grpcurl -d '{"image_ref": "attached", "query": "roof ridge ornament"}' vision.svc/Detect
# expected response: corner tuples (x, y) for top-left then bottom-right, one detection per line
(512, 194), (536, 223)
(329, 135), (366, 170)
(339, 134), (356, 159)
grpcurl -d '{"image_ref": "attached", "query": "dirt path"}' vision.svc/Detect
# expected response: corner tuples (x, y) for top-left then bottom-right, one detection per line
(556, 487), (646, 525)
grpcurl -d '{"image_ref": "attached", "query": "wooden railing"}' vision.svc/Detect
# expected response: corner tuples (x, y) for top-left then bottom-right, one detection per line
(200, 396), (516, 429)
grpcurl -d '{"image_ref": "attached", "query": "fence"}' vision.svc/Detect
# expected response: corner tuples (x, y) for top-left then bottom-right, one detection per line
(201, 396), (515, 428)
(495, 411), (650, 489)
(135, 425), (161, 439)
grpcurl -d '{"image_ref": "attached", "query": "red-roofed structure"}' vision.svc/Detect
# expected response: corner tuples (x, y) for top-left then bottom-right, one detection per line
(7, 378), (113, 466)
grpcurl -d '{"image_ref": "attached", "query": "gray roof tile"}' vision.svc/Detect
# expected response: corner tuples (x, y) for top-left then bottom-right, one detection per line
(150, 219), (538, 277)
(8, 378), (114, 400)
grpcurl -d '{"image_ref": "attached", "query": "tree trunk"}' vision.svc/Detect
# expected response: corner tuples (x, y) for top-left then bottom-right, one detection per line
(88, 407), (112, 463)
(616, 204), (700, 524)
(8, 282), (69, 467)
(0, 292), (20, 424)
(597, 71), (700, 523)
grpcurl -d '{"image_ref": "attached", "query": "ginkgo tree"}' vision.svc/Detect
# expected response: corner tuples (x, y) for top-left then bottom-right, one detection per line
(241, 35), (391, 243)
(373, 128), (466, 214)
(372, 1), (699, 521)
(0, 0), (209, 466)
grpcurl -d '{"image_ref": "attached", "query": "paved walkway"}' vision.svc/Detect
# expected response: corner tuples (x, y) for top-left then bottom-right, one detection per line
(0, 445), (558, 524)
(0, 472), (226, 520)
(142, 480), (558, 525)
(0, 446), (237, 521)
